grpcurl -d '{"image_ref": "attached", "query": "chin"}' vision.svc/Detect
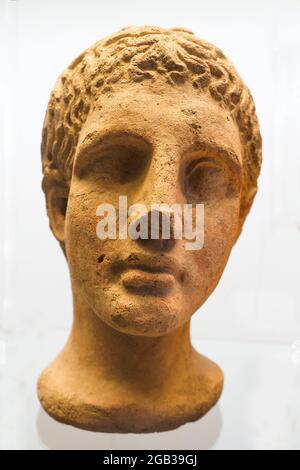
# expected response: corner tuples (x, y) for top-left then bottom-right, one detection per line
(99, 293), (189, 337)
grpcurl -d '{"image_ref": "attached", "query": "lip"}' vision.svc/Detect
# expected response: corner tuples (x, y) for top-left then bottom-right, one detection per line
(121, 269), (175, 295)
(114, 253), (184, 295)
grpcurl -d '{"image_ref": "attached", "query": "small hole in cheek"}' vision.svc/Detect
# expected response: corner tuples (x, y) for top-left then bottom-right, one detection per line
(97, 254), (105, 264)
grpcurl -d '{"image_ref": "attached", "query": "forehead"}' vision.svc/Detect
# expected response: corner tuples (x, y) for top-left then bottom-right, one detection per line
(77, 83), (242, 163)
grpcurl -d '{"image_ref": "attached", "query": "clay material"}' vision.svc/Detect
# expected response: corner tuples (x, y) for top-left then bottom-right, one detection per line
(38, 26), (262, 433)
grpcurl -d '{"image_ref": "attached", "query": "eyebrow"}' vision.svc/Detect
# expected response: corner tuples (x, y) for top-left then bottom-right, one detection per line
(186, 139), (242, 173)
(76, 129), (242, 173)
(76, 130), (151, 160)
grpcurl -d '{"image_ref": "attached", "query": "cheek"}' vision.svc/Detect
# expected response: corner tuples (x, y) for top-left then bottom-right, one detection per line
(204, 198), (240, 245)
(64, 195), (105, 283)
(188, 198), (240, 301)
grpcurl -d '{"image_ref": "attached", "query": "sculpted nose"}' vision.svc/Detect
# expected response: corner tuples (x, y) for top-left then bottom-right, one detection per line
(130, 209), (176, 252)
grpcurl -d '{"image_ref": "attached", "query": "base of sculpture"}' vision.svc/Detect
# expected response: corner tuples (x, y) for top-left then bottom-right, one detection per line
(37, 348), (223, 433)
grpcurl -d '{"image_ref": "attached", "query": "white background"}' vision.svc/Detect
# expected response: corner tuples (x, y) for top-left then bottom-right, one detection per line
(1, 0), (300, 450)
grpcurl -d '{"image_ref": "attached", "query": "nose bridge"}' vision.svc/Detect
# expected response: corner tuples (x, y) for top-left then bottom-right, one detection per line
(140, 143), (181, 208)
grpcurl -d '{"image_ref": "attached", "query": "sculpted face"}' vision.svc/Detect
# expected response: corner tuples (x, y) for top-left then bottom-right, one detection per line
(63, 83), (242, 336)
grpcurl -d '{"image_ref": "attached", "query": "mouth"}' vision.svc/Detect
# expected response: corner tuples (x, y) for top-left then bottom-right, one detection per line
(113, 253), (183, 296)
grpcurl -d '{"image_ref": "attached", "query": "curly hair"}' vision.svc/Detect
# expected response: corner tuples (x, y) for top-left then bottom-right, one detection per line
(41, 25), (262, 229)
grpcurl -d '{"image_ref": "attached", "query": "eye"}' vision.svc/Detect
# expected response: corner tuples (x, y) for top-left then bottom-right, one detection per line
(183, 158), (233, 204)
(77, 145), (149, 185)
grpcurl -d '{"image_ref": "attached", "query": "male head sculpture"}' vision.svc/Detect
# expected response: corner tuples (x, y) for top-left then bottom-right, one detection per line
(38, 26), (262, 432)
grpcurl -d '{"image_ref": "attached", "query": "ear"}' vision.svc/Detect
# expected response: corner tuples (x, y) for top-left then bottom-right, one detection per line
(43, 177), (69, 247)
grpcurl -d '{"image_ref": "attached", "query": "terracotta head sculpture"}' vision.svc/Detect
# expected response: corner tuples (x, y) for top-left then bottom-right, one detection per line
(38, 26), (262, 432)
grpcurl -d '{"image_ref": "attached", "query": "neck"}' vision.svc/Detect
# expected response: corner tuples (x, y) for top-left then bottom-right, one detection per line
(65, 289), (193, 389)
(38, 285), (224, 432)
